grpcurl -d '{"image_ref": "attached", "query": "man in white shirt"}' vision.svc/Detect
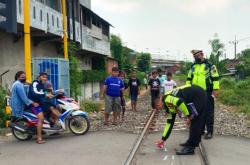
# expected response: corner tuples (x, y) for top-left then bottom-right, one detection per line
(162, 72), (177, 93)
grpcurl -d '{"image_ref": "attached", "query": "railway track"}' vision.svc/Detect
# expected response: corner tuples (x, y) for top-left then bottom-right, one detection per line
(124, 109), (209, 165)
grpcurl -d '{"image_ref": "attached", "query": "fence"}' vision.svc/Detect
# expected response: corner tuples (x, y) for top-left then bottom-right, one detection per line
(32, 57), (70, 96)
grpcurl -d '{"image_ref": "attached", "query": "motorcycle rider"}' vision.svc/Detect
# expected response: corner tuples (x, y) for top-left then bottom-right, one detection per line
(28, 72), (61, 144)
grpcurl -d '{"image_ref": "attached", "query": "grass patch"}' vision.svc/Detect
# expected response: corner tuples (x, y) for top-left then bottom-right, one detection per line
(173, 74), (187, 85)
(218, 77), (250, 115)
(80, 100), (103, 113)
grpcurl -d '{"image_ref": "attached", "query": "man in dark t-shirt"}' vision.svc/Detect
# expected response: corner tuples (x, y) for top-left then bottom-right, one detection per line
(148, 71), (161, 109)
(128, 72), (141, 111)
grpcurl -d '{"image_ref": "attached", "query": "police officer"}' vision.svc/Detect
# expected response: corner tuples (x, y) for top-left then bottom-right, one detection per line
(186, 50), (220, 139)
(155, 85), (207, 155)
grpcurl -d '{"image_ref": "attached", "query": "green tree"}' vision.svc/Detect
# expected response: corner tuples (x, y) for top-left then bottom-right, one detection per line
(68, 42), (82, 100)
(137, 53), (151, 72)
(110, 34), (123, 68)
(236, 48), (250, 78)
(208, 33), (226, 73)
(122, 46), (137, 74)
(180, 61), (193, 74)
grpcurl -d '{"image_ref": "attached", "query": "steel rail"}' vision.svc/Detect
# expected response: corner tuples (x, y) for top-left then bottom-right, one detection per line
(199, 141), (210, 165)
(124, 109), (157, 165)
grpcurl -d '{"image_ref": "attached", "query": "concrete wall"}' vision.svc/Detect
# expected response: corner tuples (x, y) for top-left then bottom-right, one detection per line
(77, 54), (92, 70)
(79, 81), (100, 100)
(0, 31), (62, 90)
(78, 82), (101, 101)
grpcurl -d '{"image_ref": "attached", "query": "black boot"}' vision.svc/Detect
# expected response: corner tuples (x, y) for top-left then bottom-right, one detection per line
(179, 142), (190, 147)
(176, 146), (195, 155)
(204, 132), (213, 139)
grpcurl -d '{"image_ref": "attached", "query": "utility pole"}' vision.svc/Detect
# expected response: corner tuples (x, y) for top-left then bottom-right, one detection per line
(229, 35), (250, 59)
(234, 36), (237, 59)
(229, 35), (238, 59)
(23, 0), (32, 82)
(62, 0), (68, 59)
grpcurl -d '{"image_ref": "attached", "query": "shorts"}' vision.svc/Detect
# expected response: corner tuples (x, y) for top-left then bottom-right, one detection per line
(130, 92), (138, 102)
(40, 101), (56, 112)
(105, 95), (121, 113)
(31, 106), (43, 115)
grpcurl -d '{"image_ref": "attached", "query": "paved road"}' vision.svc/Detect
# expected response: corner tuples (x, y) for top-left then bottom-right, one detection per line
(0, 130), (203, 165)
(203, 135), (250, 165)
(0, 131), (137, 165)
(1, 130), (250, 165)
(135, 131), (202, 165)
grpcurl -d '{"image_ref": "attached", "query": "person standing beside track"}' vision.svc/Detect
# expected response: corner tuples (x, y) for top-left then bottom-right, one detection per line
(128, 71), (141, 111)
(102, 67), (125, 126)
(186, 49), (220, 139)
(148, 71), (161, 109)
(155, 84), (207, 155)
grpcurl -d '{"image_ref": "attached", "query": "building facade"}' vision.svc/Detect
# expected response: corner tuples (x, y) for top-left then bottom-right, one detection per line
(0, 0), (114, 99)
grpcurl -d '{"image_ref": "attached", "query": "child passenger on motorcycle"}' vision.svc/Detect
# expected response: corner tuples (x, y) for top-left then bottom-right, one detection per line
(43, 81), (62, 125)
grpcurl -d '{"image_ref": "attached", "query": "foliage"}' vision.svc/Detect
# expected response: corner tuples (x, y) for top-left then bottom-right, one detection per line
(208, 33), (226, 73)
(0, 87), (9, 128)
(0, 87), (6, 111)
(219, 78), (235, 89)
(110, 34), (153, 75)
(179, 61), (193, 74)
(80, 100), (103, 113)
(82, 70), (108, 83)
(239, 105), (250, 114)
(218, 78), (250, 114)
(136, 71), (146, 85)
(68, 42), (82, 100)
(215, 59), (227, 74)
(219, 89), (241, 106)
(137, 53), (151, 72)
(209, 33), (225, 64)
(174, 74), (187, 84)
(122, 47), (137, 74)
(111, 35), (123, 68)
(236, 48), (250, 78)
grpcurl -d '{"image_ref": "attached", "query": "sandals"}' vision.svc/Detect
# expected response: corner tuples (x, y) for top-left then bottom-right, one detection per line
(104, 122), (109, 126)
(36, 139), (46, 144)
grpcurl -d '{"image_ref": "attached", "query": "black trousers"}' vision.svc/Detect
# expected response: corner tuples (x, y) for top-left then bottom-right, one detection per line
(204, 92), (215, 134)
(151, 91), (159, 109)
(186, 90), (207, 147)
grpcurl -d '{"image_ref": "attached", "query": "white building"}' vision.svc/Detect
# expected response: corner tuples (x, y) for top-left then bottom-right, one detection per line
(0, 0), (113, 99)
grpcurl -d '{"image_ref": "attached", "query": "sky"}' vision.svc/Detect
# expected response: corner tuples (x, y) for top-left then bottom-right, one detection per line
(92, 0), (250, 61)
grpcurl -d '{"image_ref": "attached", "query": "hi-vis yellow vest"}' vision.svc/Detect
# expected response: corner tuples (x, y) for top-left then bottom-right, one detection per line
(186, 61), (220, 91)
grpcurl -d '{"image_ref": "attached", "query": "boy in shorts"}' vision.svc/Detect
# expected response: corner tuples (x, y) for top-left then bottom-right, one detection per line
(128, 71), (141, 111)
(148, 71), (161, 109)
(103, 67), (124, 125)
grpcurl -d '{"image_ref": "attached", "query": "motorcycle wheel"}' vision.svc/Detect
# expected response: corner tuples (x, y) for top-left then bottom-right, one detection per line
(12, 120), (32, 141)
(68, 115), (90, 135)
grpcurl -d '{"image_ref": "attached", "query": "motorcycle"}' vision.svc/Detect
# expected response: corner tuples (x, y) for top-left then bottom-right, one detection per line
(10, 91), (90, 141)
